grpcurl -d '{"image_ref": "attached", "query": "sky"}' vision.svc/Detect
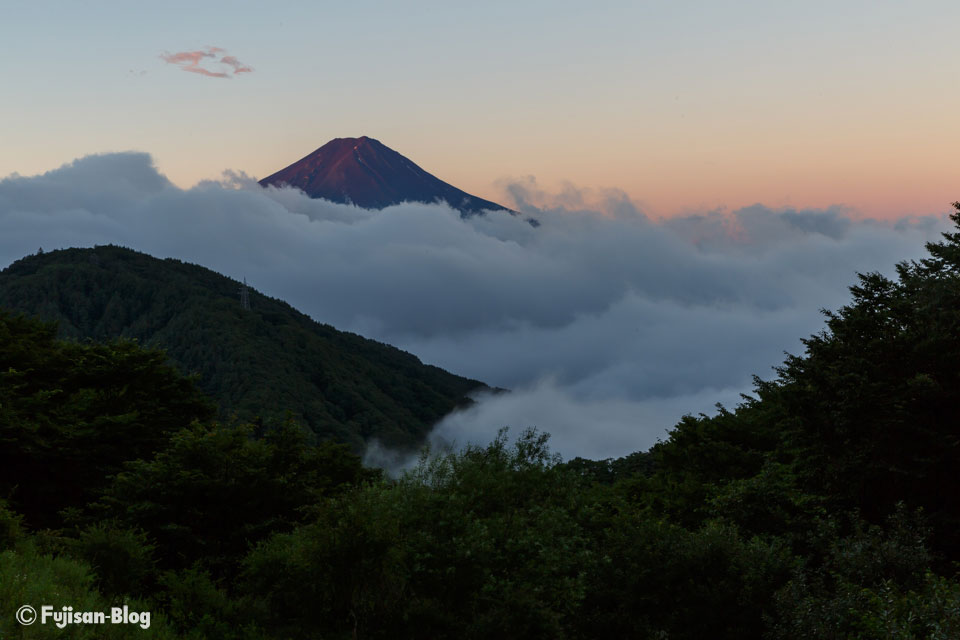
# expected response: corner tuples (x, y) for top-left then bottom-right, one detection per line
(2, 0), (958, 218)
(1, 2), (958, 461)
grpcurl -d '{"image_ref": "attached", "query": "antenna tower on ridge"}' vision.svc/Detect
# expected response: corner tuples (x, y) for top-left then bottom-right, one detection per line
(239, 278), (251, 311)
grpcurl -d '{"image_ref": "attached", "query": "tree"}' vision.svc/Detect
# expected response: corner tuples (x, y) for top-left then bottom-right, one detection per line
(93, 419), (374, 576)
(0, 311), (214, 528)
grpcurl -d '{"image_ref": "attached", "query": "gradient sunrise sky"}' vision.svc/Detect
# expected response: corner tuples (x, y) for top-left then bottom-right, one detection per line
(2, 0), (957, 218)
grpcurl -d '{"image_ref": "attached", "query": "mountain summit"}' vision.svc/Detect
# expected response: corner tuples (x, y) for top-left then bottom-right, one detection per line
(258, 136), (513, 216)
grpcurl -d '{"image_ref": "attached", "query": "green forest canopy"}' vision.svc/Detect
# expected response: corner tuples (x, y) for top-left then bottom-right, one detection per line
(0, 245), (485, 451)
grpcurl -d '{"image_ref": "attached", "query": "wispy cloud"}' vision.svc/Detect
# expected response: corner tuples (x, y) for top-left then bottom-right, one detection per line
(220, 55), (252, 74)
(160, 46), (253, 79)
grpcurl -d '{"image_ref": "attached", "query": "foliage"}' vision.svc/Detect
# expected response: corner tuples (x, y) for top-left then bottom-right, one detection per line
(0, 500), (25, 551)
(770, 508), (960, 639)
(71, 523), (156, 599)
(155, 568), (262, 640)
(562, 449), (655, 484)
(91, 419), (375, 576)
(242, 430), (801, 640)
(0, 310), (213, 528)
(243, 429), (591, 639)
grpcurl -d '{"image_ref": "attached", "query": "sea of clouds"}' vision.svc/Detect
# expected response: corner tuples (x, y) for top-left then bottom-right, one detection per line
(0, 152), (950, 463)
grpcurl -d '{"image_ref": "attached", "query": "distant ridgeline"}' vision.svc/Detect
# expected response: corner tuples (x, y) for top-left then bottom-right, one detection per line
(0, 246), (485, 450)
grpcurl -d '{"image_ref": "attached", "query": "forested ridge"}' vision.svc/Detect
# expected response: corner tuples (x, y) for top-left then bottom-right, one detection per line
(2, 205), (960, 638)
(0, 245), (485, 451)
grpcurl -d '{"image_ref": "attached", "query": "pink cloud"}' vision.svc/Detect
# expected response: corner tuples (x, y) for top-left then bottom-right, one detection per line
(160, 49), (215, 66)
(160, 46), (252, 79)
(220, 55), (253, 74)
(182, 66), (230, 78)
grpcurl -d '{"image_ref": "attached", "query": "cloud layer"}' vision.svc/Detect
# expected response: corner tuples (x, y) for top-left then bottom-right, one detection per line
(160, 47), (252, 78)
(0, 153), (950, 461)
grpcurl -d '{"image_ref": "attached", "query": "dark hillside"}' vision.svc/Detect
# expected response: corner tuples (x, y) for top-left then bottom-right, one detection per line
(0, 246), (485, 450)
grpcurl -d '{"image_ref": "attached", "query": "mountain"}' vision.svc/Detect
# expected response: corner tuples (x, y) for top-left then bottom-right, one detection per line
(258, 136), (514, 216)
(0, 246), (486, 450)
